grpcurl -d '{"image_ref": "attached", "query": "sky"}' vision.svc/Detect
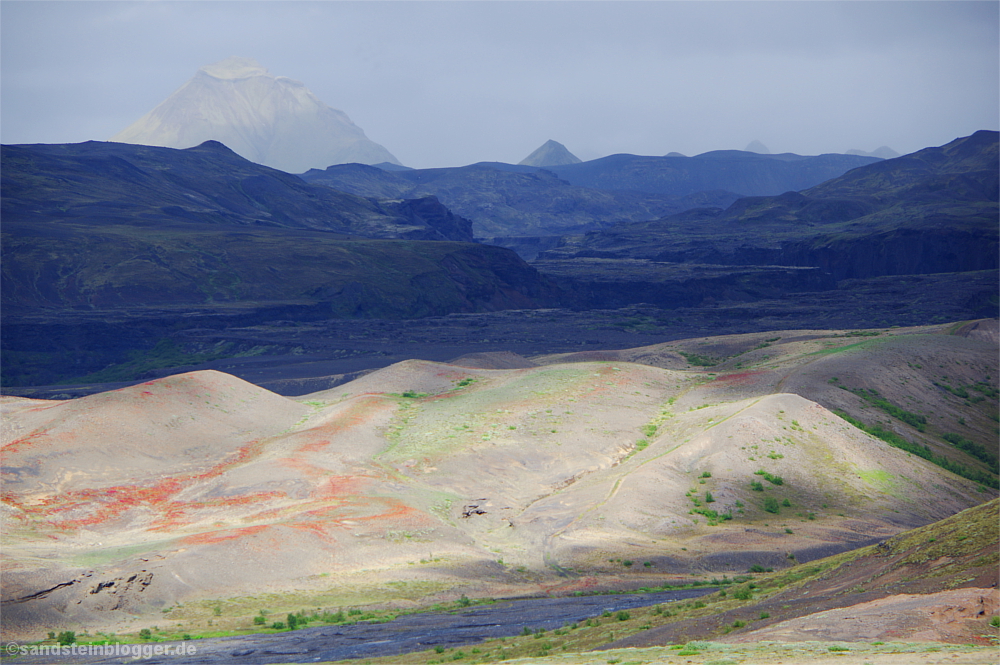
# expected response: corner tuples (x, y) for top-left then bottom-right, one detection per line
(2, 1), (998, 169)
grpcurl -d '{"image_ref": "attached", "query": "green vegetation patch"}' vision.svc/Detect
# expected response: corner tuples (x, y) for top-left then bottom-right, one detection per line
(833, 410), (998, 489)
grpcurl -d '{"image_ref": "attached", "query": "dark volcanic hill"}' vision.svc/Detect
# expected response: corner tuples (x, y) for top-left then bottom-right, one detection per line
(541, 131), (1000, 279)
(300, 162), (727, 238)
(2, 141), (471, 242)
(1, 141), (567, 319)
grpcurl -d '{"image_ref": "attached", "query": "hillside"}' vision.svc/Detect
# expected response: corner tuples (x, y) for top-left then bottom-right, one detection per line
(1, 141), (470, 241)
(2, 321), (995, 641)
(1, 140), (572, 318)
(541, 131), (999, 280)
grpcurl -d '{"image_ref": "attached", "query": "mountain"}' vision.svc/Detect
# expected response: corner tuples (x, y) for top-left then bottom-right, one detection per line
(518, 139), (582, 166)
(543, 150), (881, 198)
(1, 140), (564, 317)
(1, 140), (467, 241)
(847, 146), (901, 159)
(2, 322), (994, 641)
(110, 57), (400, 172)
(541, 131), (1000, 279)
(745, 140), (771, 154)
(300, 162), (738, 238)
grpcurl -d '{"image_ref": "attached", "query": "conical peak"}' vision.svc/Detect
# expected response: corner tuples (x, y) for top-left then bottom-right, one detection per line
(518, 139), (582, 167)
(199, 57), (269, 80)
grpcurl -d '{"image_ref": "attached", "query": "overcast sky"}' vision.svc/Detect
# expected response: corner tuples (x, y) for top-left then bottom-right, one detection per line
(2, 1), (997, 168)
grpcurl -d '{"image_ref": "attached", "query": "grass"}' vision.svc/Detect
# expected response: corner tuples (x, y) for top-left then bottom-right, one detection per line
(833, 409), (999, 489)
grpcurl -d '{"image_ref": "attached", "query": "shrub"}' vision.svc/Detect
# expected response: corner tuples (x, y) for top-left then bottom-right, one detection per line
(253, 615), (266, 625)
(732, 620), (746, 628)
(138, 629), (151, 640)
(763, 496), (780, 514)
(616, 611), (630, 621)
(57, 631), (76, 646)
(271, 622), (285, 630)
(733, 587), (753, 601)
(705, 491), (715, 503)
(700, 471), (712, 478)
(750, 480), (764, 492)
(754, 469), (784, 485)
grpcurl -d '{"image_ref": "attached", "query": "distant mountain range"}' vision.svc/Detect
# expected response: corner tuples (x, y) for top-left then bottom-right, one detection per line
(111, 57), (400, 172)
(301, 162), (737, 238)
(542, 130), (999, 280)
(301, 150), (880, 238)
(846, 146), (901, 159)
(542, 150), (881, 198)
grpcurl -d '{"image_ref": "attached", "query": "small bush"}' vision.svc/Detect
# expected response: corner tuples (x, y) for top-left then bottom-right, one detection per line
(763, 496), (780, 514)
(733, 587), (753, 601)
(616, 611), (630, 621)
(57, 631), (76, 646)
(750, 480), (764, 492)
(253, 615), (266, 625)
(271, 622), (285, 630)
(705, 491), (715, 503)
(732, 620), (745, 628)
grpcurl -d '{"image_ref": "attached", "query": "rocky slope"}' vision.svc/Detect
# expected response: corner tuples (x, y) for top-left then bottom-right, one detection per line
(111, 57), (400, 172)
